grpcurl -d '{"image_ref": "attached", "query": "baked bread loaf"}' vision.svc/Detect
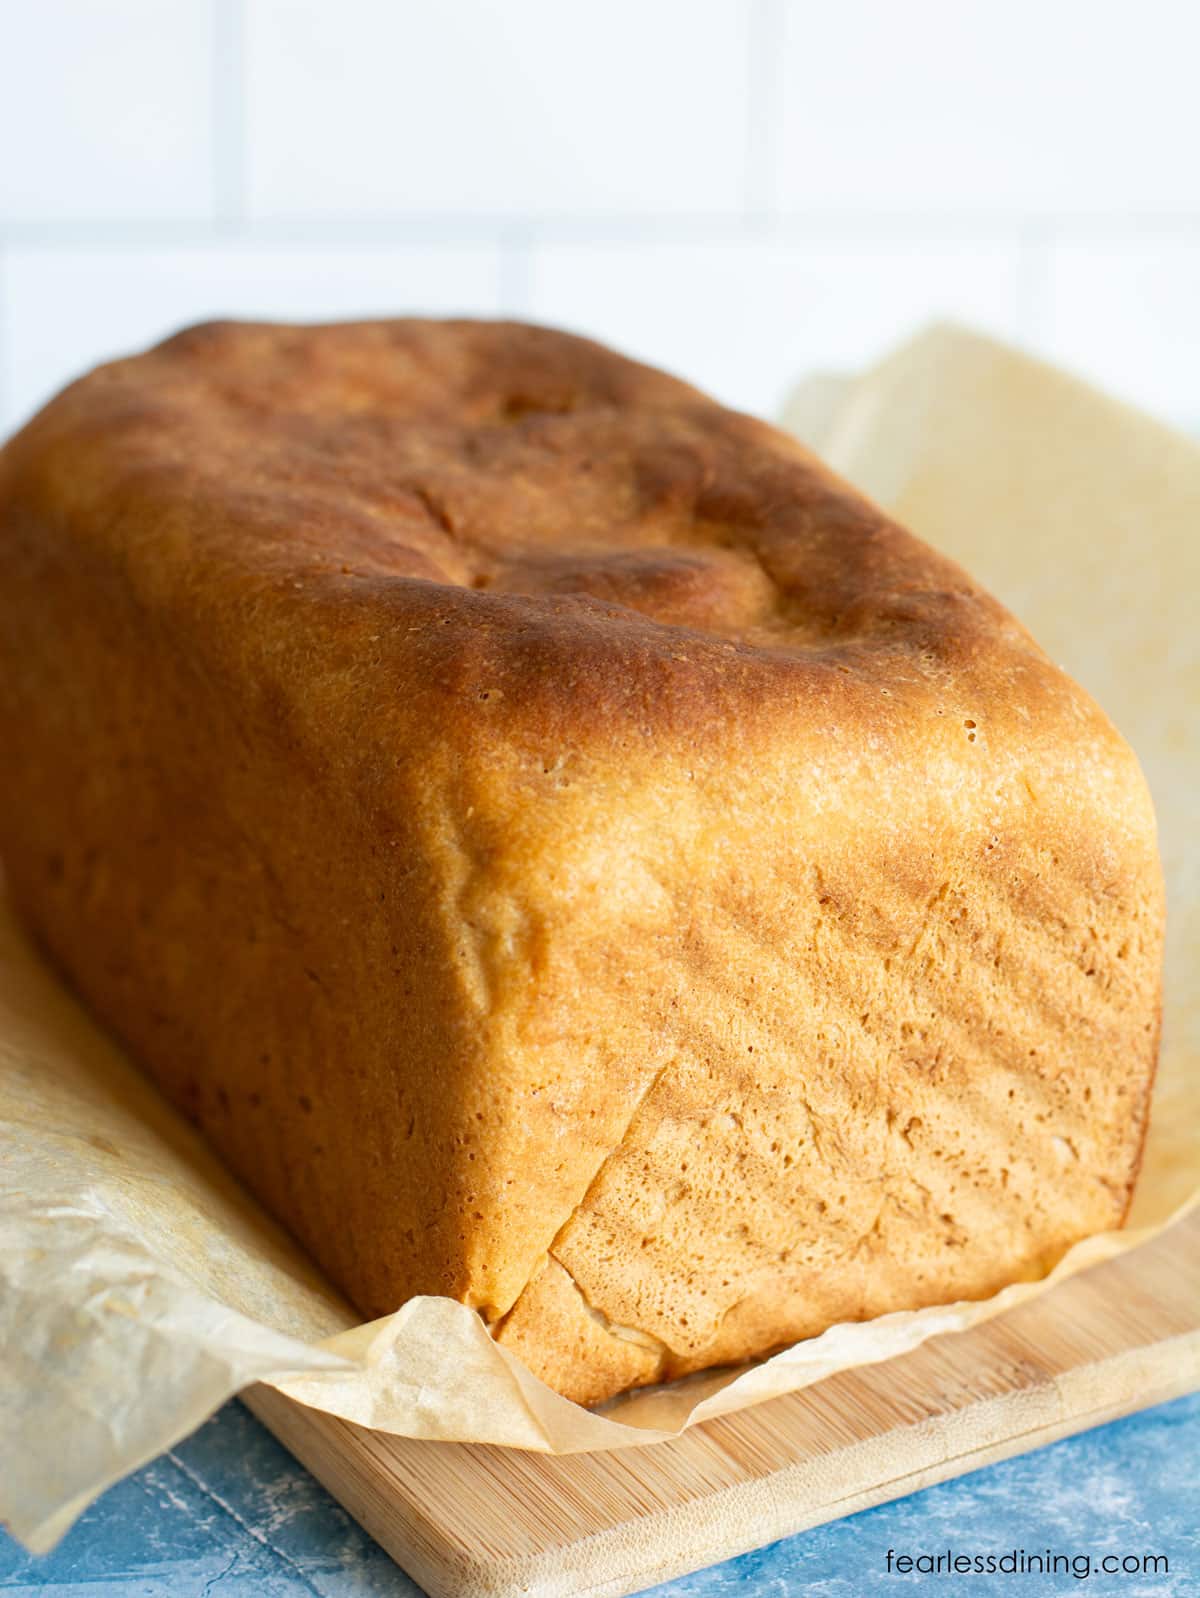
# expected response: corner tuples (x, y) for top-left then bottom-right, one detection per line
(0, 319), (1163, 1405)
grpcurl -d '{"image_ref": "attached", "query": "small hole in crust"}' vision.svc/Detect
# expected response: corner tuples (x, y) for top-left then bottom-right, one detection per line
(498, 392), (575, 422)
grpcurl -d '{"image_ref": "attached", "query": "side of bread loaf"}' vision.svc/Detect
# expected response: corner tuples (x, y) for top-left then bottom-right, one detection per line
(0, 319), (1163, 1404)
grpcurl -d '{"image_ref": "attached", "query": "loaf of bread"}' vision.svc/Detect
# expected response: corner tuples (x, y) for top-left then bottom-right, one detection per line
(0, 319), (1163, 1405)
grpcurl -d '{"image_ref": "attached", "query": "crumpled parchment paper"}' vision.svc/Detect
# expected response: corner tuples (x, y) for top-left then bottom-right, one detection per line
(3, 324), (1197, 1553)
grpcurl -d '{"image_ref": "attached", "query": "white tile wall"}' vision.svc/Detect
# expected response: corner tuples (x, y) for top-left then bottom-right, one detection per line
(0, 1), (217, 224)
(773, 0), (1200, 217)
(245, 0), (751, 219)
(529, 238), (1028, 416)
(1, 0), (1198, 437)
(1044, 239), (1200, 429)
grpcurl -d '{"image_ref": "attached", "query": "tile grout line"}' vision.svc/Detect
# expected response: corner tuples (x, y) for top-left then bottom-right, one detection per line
(2, 214), (1200, 251)
(744, 0), (784, 224)
(498, 225), (534, 318)
(1016, 218), (1054, 351)
(212, 0), (246, 233)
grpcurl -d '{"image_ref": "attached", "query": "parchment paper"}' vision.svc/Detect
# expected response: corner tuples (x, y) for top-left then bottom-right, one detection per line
(3, 325), (1196, 1553)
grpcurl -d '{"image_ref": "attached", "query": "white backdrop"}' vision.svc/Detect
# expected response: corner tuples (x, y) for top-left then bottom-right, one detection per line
(2, 0), (1198, 434)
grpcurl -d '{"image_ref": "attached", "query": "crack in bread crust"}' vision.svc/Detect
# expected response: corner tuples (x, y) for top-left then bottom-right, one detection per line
(492, 1058), (678, 1346)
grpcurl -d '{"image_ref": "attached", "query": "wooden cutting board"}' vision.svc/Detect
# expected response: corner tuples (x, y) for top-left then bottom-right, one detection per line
(245, 1209), (1200, 1598)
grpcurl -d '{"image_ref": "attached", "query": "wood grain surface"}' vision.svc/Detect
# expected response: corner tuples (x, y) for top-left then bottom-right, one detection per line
(246, 1208), (1200, 1598)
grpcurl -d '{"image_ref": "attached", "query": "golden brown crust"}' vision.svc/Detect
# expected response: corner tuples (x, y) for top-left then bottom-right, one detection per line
(0, 319), (1164, 1404)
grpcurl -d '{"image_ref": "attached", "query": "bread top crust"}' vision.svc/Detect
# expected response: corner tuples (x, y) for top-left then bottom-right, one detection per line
(6, 316), (1121, 770)
(4, 315), (1025, 652)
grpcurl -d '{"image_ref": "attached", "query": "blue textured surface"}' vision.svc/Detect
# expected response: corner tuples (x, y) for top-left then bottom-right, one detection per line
(1, 1391), (1197, 1596)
